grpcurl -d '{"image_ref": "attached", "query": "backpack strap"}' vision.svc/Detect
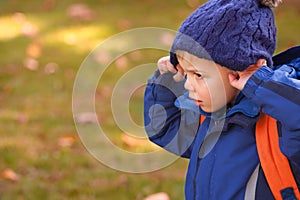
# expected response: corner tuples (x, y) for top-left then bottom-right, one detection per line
(256, 113), (300, 200)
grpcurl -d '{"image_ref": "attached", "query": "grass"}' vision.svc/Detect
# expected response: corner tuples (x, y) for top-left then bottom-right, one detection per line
(0, 0), (299, 199)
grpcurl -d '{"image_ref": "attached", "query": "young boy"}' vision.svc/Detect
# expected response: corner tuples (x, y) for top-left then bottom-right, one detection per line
(144, 0), (300, 199)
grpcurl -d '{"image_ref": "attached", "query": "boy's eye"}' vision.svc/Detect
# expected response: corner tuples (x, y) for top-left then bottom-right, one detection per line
(195, 73), (203, 78)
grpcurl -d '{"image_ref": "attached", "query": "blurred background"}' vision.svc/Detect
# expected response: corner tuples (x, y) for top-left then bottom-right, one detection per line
(0, 0), (299, 199)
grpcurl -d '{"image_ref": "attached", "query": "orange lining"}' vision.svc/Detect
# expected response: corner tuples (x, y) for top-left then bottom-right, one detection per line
(256, 113), (300, 200)
(199, 113), (300, 199)
(199, 115), (206, 124)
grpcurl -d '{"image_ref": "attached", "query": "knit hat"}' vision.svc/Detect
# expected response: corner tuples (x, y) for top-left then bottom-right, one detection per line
(170, 0), (280, 71)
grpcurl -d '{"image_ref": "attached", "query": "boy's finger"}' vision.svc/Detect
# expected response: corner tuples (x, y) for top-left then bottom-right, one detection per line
(157, 56), (169, 74)
(167, 61), (177, 73)
(173, 72), (185, 82)
(158, 64), (168, 74)
(157, 56), (170, 67)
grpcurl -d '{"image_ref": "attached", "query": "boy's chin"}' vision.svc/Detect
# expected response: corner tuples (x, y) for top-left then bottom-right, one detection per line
(200, 106), (212, 113)
(201, 105), (227, 114)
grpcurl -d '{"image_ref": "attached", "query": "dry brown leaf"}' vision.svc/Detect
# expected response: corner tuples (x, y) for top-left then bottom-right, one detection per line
(57, 136), (75, 148)
(159, 32), (175, 47)
(26, 42), (42, 58)
(21, 22), (38, 38)
(74, 112), (98, 124)
(12, 12), (26, 23)
(93, 50), (111, 65)
(67, 3), (95, 21)
(144, 192), (170, 200)
(24, 57), (39, 71)
(117, 19), (132, 30)
(44, 62), (58, 74)
(0, 169), (20, 182)
(121, 134), (148, 147)
(115, 56), (128, 69)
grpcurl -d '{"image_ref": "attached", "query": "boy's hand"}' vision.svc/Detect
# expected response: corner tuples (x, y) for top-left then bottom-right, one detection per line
(157, 56), (185, 82)
(229, 59), (267, 90)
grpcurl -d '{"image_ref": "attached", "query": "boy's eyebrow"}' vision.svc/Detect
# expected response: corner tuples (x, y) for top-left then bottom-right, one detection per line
(178, 61), (193, 72)
(183, 67), (197, 73)
(182, 65), (205, 74)
(179, 60), (203, 72)
(176, 53), (208, 73)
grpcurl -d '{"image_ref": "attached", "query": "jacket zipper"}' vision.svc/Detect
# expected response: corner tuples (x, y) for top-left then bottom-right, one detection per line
(193, 157), (201, 200)
(193, 119), (209, 199)
(193, 118), (220, 199)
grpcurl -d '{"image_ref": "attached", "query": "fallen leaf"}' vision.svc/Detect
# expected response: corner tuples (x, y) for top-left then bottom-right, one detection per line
(117, 19), (132, 30)
(115, 56), (128, 69)
(0, 169), (20, 182)
(21, 22), (38, 38)
(24, 57), (39, 71)
(74, 112), (98, 124)
(12, 12), (26, 23)
(26, 42), (42, 58)
(93, 50), (111, 65)
(44, 62), (58, 74)
(57, 136), (75, 148)
(67, 3), (95, 21)
(121, 133), (148, 147)
(144, 192), (170, 200)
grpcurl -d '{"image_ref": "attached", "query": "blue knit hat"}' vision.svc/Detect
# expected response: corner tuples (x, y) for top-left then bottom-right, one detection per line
(170, 0), (279, 71)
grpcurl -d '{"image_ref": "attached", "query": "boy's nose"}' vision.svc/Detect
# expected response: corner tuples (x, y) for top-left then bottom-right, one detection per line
(184, 78), (194, 91)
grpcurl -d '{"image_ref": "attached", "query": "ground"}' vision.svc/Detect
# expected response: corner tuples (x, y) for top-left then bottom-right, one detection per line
(0, 0), (299, 199)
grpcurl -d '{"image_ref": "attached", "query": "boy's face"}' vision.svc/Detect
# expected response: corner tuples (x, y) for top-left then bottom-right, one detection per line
(177, 51), (239, 113)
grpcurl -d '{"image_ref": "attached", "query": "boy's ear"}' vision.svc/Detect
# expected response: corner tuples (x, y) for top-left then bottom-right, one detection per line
(256, 59), (267, 67)
(231, 71), (240, 79)
(173, 64), (185, 82)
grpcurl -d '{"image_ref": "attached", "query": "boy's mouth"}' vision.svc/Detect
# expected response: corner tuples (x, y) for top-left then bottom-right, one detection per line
(194, 100), (203, 106)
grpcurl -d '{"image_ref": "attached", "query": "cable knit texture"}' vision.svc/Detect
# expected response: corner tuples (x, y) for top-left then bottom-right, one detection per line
(170, 0), (277, 71)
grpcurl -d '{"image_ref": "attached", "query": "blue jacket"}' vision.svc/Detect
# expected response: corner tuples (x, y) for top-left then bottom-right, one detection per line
(144, 46), (300, 200)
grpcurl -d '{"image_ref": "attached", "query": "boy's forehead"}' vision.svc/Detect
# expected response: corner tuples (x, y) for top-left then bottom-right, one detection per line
(176, 51), (218, 71)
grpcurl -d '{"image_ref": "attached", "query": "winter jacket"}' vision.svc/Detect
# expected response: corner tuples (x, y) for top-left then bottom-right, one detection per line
(144, 46), (300, 200)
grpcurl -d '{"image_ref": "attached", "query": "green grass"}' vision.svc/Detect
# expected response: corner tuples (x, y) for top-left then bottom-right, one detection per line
(0, 0), (299, 199)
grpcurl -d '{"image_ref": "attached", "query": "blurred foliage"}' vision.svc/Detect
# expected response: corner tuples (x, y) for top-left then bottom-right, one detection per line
(0, 0), (299, 199)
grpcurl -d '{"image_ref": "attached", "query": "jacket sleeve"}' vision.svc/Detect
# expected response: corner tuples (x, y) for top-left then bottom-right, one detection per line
(242, 60), (300, 168)
(144, 70), (199, 158)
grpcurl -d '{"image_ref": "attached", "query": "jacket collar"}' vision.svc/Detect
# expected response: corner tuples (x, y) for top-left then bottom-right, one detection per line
(227, 92), (260, 118)
(175, 92), (260, 129)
